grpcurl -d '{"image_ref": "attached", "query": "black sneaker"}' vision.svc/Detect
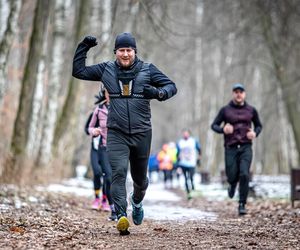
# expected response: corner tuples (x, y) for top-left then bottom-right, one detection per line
(109, 211), (117, 221)
(228, 184), (236, 199)
(238, 203), (247, 215)
(130, 193), (144, 225)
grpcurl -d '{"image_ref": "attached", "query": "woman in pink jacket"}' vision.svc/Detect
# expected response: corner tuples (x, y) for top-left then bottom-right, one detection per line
(89, 89), (116, 221)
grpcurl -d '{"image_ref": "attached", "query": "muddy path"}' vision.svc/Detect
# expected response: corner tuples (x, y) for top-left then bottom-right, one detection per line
(0, 184), (299, 249)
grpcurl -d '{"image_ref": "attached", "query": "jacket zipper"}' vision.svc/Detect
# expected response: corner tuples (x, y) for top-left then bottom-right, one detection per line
(127, 99), (131, 134)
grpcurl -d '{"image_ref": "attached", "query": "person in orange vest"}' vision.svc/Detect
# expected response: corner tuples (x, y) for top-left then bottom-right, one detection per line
(157, 143), (174, 189)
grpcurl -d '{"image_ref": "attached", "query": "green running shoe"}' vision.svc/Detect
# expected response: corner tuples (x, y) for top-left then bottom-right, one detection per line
(130, 193), (144, 225)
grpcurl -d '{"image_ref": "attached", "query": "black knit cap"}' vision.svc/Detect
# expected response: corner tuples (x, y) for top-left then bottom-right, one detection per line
(114, 32), (137, 52)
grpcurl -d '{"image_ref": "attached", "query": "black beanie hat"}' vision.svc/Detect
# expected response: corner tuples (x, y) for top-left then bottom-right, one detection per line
(114, 32), (137, 52)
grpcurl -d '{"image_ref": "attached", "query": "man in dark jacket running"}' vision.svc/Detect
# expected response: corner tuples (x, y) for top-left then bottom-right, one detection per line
(72, 33), (177, 235)
(211, 83), (262, 215)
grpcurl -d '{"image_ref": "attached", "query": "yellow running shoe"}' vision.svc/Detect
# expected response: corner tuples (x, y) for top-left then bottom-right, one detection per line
(116, 216), (130, 235)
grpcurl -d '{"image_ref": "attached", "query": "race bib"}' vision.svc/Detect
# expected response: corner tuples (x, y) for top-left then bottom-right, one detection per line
(92, 136), (100, 150)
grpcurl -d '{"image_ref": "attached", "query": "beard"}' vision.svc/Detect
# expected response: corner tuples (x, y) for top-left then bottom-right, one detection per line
(118, 58), (134, 68)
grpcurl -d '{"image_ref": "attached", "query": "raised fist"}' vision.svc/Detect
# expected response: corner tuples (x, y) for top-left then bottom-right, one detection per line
(82, 36), (98, 48)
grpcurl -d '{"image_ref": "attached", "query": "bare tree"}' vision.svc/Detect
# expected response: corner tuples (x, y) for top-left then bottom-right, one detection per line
(53, 0), (90, 153)
(10, 0), (50, 163)
(255, 0), (300, 166)
(36, 0), (69, 166)
(0, 0), (21, 109)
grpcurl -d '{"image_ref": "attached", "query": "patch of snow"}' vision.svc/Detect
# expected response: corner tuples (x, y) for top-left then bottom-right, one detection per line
(0, 204), (10, 211)
(36, 183), (93, 197)
(144, 183), (181, 202)
(36, 178), (94, 197)
(14, 198), (22, 209)
(143, 204), (216, 221)
(28, 196), (38, 203)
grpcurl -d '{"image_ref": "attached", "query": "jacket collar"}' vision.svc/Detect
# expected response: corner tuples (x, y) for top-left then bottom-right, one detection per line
(229, 100), (247, 108)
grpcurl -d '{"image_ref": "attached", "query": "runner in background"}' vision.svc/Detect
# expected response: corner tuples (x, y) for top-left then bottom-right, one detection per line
(176, 129), (201, 199)
(84, 102), (103, 210)
(211, 83), (262, 215)
(157, 143), (174, 189)
(88, 88), (117, 221)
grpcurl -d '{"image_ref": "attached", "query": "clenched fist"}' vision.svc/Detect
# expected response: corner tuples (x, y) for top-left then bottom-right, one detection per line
(82, 36), (98, 48)
(246, 128), (256, 140)
(223, 123), (234, 134)
(143, 86), (159, 99)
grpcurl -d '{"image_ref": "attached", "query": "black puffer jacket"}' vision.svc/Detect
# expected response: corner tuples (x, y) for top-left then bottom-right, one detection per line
(72, 42), (177, 134)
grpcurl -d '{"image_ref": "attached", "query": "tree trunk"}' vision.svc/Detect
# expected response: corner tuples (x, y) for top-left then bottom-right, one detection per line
(36, 0), (67, 166)
(257, 1), (300, 167)
(10, 0), (50, 158)
(0, 0), (21, 109)
(26, 59), (47, 157)
(101, 0), (112, 59)
(52, 0), (90, 153)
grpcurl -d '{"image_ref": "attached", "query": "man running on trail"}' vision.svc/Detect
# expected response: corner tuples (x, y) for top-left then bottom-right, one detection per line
(72, 32), (177, 235)
(211, 83), (262, 215)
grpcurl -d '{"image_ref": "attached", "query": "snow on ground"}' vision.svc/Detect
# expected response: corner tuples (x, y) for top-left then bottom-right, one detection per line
(36, 178), (94, 197)
(251, 175), (290, 199)
(33, 166), (291, 222)
(142, 182), (216, 221)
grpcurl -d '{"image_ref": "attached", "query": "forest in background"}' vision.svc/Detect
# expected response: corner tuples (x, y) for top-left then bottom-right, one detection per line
(0, 0), (299, 184)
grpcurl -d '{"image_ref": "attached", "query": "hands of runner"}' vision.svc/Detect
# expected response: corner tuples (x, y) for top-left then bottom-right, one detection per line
(82, 36), (98, 48)
(223, 123), (234, 134)
(246, 128), (256, 140)
(92, 127), (101, 137)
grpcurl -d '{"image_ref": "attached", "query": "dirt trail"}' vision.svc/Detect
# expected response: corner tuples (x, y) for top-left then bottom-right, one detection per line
(0, 185), (299, 249)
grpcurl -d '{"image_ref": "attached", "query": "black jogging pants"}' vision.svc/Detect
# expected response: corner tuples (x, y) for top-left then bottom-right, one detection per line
(107, 129), (151, 217)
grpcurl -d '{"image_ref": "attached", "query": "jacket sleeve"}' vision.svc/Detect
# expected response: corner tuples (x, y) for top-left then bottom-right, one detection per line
(88, 107), (99, 136)
(176, 143), (180, 161)
(84, 113), (93, 135)
(211, 107), (225, 134)
(149, 64), (177, 101)
(195, 140), (201, 155)
(72, 42), (107, 81)
(252, 108), (263, 137)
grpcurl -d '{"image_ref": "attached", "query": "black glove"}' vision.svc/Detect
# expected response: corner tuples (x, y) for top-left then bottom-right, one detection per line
(143, 86), (165, 100)
(82, 36), (98, 48)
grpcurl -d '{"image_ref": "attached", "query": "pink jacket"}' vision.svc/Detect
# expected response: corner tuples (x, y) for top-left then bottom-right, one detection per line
(88, 104), (108, 146)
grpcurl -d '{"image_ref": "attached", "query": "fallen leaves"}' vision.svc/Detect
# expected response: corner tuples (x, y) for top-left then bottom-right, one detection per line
(153, 227), (168, 232)
(0, 184), (300, 249)
(9, 226), (26, 234)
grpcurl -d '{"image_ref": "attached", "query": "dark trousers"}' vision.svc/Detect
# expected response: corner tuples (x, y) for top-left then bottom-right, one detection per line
(107, 129), (151, 217)
(180, 166), (195, 194)
(90, 147), (102, 191)
(225, 144), (253, 204)
(98, 146), (113, 205)
(162, 169), (173, 184)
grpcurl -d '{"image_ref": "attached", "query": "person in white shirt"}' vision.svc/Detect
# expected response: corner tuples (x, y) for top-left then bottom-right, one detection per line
(176, 129), (201, 199)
